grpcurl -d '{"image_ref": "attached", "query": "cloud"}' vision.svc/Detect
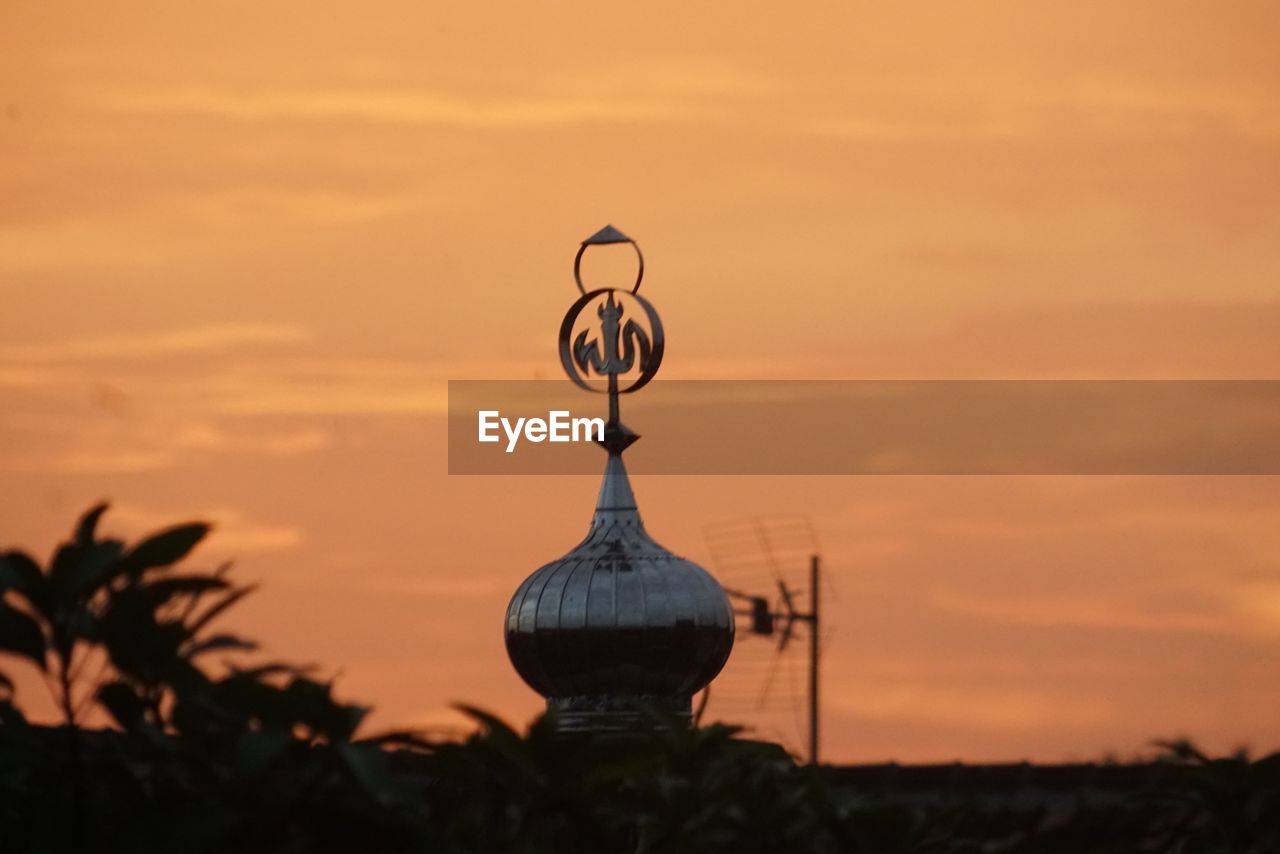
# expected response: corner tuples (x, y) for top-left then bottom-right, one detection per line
(165, 422), (331, 456)
(208, 377), (447, 416)
(356, 575), (505, 600)
(803, 76), (1280, 142)
(0, 323), (311, 363)
(0, 365), (69, 387)
(166, 187), (436, 227)
(833, 301), (1280, 379)
(1228, 580), (1280, 625)
(827, 682), (1114, 732)
(106, 503), (303, 554)
(90, 87), (688, 130)
(48, 449), (175, 474)
(1, 419), (334, 475)
(929, 586), (1280, 639)
(78, 56), (780, 132)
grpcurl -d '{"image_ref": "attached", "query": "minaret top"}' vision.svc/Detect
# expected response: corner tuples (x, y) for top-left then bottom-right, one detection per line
(503, 227), (735, 732)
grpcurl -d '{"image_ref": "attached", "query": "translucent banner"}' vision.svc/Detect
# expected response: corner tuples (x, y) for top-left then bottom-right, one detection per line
(447, 380), (1280, 475)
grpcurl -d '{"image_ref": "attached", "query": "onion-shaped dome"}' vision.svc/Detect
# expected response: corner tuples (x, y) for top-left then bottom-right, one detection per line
(505, 454), (735, 731)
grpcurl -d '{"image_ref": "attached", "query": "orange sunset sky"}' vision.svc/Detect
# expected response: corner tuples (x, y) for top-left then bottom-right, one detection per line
(2, 2), (1279, 762)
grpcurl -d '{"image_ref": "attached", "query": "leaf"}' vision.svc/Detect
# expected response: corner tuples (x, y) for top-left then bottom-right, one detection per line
(363, 729), (439, 752)
(98, 590), (181, 681)
(0, 669), (23, 726)
(453, 704), (522, 740)
(189, 583), (258, 635)
(56, 604), (99, 653)
(50, 539), (125, 598)
(1154, 738), (1212, 766)
(75, 502), (110, 547)
(227, 662), (308, 681)
(0, 551), (42, 592)
(97, 680), (146, 730)
(142, 575), (229, 607)
(234, 729), (293, 776)
(338, 742), (400, 805)
(185, 633), (257, 658)
(120, 523), (210, 576)
(213, 675), (294, 731)
(0, 602), (46, 671)
(451, 704), (542, 782)
(339, 703), (371, 742)
(0, 551), (51, 619)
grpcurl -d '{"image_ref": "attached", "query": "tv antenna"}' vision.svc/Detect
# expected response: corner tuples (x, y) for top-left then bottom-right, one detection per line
(702, 516), (825, 765)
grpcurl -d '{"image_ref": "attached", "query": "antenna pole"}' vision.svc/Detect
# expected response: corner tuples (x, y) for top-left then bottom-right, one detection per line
(808, 553), (820, 765)
(715, 536), (825, 764)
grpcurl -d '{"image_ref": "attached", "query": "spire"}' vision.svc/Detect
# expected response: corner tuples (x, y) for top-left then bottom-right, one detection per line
(591, 452), (641, 528)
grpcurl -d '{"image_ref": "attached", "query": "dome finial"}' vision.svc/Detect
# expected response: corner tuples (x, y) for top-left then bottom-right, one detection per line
(504, 230), (735, 732)
(559, 226), (664, 453)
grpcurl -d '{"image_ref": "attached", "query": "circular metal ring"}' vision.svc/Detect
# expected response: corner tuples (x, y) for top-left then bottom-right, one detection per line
(573, 239), (645, 296)
(558, 288), (665, 393)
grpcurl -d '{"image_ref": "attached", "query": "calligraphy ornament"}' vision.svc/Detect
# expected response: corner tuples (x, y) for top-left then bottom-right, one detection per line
(558, 226), (665, 418)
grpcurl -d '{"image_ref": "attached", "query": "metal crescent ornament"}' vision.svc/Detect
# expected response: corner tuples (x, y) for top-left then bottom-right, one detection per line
(558, 288), (665, 394)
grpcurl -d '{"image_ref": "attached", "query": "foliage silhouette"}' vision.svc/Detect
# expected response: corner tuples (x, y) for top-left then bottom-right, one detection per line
(1, 504), (1278, 853)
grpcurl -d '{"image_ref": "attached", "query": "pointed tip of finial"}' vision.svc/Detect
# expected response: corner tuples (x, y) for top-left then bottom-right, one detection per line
(582, 224), (632, 245)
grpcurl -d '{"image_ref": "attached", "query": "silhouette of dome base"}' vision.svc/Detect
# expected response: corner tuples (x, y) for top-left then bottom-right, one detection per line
(549, 694), (692, 733)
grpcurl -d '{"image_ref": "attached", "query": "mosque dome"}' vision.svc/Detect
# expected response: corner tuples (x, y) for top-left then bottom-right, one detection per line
(504, 453), (735, 731)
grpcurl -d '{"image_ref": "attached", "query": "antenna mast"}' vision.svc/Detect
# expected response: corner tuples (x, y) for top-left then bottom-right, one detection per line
(724, 550), (823, 765)
(807, 554), (820, 766)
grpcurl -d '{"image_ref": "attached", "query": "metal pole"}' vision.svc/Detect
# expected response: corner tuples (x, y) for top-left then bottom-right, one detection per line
(608, 371), (619, 425)
(809, 553), (820, 765)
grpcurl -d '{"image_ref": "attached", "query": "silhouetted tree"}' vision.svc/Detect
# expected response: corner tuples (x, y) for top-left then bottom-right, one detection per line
(2, 505), (1278, 853)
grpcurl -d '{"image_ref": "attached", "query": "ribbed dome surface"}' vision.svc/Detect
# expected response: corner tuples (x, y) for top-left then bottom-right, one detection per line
(505, 455), (734, 726)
